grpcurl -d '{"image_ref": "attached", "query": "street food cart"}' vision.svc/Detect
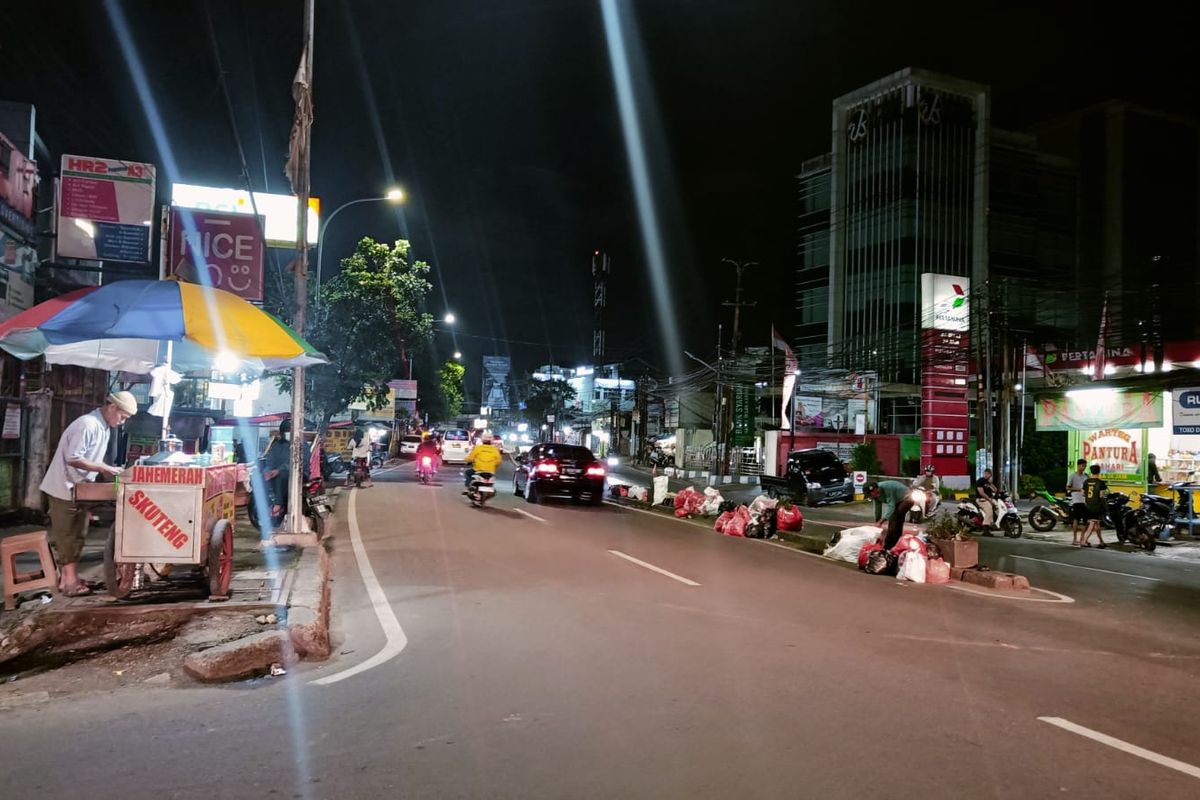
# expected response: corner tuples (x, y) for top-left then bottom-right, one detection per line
(86, 462), (238, 599)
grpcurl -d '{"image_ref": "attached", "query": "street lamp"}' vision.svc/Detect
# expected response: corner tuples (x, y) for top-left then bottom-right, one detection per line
(453, 351), (462, 360)
(315, 188), (406, 308)
(444, 312), (456, 325)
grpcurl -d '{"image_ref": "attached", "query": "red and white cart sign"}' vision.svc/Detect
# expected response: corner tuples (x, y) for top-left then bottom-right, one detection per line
(115, 464), (237, 563)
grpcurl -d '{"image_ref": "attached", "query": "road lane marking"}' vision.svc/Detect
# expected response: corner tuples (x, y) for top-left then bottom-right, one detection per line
(1038, 717), (1200, 780)
(512, 508), (546, 523)
(310, 488), (409, 687)
(1011, 555), (1162, 582)
(756, 539), (827, 559)
(608, 549), (701, 586)
(947, 583), (1075, 603)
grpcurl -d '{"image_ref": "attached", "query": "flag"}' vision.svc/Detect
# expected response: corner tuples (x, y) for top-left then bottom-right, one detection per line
(284, 46), (313, 195)
(772, 326), (798, 429)
(1092, 295), (1109, 382)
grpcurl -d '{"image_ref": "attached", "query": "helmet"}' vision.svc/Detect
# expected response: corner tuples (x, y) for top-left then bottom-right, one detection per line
(481, 433), (494, 444)
(278, 418), (292, 434)
(924, 464), (936, 474)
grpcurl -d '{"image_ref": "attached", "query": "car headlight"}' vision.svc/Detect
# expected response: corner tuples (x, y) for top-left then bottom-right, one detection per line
(843, 477), (852, 485)
(807, 482), (820, 490)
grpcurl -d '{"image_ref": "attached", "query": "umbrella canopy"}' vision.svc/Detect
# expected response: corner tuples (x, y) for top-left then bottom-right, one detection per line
(0, 280), (326, 372)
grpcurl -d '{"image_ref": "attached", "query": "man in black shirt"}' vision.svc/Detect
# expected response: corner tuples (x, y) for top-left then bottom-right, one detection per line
(974, 469), (999, 531)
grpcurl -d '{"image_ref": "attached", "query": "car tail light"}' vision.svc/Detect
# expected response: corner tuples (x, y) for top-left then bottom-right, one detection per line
(586, 464), (606, 477)
(535, 461), (559, 475)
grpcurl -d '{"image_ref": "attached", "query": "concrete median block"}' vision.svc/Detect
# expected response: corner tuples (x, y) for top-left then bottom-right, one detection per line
(958, 569), (1030, 592)
(183, 630), (298, 682)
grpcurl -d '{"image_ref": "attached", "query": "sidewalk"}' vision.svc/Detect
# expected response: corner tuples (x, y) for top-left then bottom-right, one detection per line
(1, 492), (335, 678)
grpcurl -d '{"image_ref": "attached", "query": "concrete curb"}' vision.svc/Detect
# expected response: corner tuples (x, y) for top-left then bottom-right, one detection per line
(285, 545), (331, 659)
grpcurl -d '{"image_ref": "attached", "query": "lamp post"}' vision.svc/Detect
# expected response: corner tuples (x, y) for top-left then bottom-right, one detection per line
(314, 188), (405, 308)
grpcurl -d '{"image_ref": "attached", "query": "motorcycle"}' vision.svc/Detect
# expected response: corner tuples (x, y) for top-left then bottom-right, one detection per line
(1109, 492), (1159, 552)
(324, 454), (347, 477)
(247, 471), (327, 537)
(647, 447), (672, 468)
(1028, 489), (1073, 532)
(347, 457), (370, 489)
(956, 491), (1024, 538)
(417, 454), (437, 485)
(465, 470), (497, 508)
(907, 480), (940, 522)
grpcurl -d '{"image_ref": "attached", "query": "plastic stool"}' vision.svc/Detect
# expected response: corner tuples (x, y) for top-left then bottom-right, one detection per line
(2, 531), (58, 610)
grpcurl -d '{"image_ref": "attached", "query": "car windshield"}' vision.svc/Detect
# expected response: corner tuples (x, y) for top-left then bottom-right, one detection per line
(538, 445), (595, 462)
(443, 430), (469, 441)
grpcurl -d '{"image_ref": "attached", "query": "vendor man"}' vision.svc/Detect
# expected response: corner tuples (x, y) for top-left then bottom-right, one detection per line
(39, 391), (137, 596)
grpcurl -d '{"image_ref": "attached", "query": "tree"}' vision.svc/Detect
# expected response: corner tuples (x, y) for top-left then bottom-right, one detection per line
(424, 360), (465, 423)
(283, 237), (433, 425)
(524, 379), (577, 426)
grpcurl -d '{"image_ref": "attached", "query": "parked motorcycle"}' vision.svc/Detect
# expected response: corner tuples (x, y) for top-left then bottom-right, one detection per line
(324, 454), (347, 476)
(1108, 492), (1158, 552)
(1028, 489), (1073, 532)
(956, 491), (1023, 538)
(465, 470), (497, 508)
(246, 471), (327, 537)
(417, 454), (437, 485)
(647, 447), (672, 468)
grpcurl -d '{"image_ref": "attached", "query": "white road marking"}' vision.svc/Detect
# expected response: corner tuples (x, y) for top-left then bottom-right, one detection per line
(1038, 717), (1200, 780)
(756, 539), (827, 559)
(947, 582), (1075, 603)
(608, 549), (701, 586)
(511, 508), (546, 523)
(310, 488), (408, 686)
(1011, 555), (1162, 582)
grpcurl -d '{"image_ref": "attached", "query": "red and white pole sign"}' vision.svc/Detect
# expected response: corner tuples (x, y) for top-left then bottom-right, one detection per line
(167, 207), (265, 302)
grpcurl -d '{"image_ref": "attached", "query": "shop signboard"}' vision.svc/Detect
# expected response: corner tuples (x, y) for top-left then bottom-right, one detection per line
(794, 395), (823, 427)
(2, 402), (20, 439)
(0, 130), (36, 241)
(920, 273), (970, 478)
(391, 379), (418, 400)
(732, 383), (755, 446)
(481, 355), (511, 411)
(1171, 388), (1200, 435)
(167, 207), (265, 302)
(1069, 428), (1147, 484)
(0, 229), (36, 322)
(1036, 390), (1162, 431)
(920, 273), (970, 331)
(57, 155), (156, 262)
(171, 183), (319, 248)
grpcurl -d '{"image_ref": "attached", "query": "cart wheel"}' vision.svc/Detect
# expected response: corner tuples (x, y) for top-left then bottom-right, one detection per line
(103, 527), (137, 599)
(208, 519), (234, 598)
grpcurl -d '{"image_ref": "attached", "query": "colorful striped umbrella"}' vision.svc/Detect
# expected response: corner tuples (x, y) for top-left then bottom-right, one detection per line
(0, 280), (326, 373)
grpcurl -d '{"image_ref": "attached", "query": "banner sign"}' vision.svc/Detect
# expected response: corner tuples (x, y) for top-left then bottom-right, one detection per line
(391, 379), (418, 400)
(920, 272), (971, 477)
(732, 383), (755, 446)
(168, 207), (265, 301)
(1172, 388), (1200, 435)
(171, 183), (319, 248)
(481, 355), (511, 411)
(920, 273), (970, 331)
(1036, 391), (1162, 431)
(0, 229), (37, 322)
(2, 402), (20, 439)
(0, 130), (36, 241)
(1069, 428), (1147, 484)
(57, 155), (156, 262)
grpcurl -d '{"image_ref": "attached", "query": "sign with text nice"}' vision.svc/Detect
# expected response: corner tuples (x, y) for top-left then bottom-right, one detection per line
(168, 207), (265, 302)
(56, 155), (156, 262)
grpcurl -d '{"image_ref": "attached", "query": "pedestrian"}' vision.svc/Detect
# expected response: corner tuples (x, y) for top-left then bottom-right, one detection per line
(39, 391), (137, 596)
(865, 479), (917, 549)
(1080, 464), (1108, 549)
(1068, 458), (1088, 546)
(1147, 453), (1162, 485)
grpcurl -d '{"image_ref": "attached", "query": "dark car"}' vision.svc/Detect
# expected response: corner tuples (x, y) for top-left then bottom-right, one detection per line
(759, 448), (853, 505)
(514, 443), (607, 505)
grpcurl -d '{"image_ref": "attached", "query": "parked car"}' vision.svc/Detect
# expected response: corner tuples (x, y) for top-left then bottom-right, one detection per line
(440, 428), (472, 463)
(399, 435), (422, 457)
(514, 443), (607, 505)
(759, 448), (854, 506)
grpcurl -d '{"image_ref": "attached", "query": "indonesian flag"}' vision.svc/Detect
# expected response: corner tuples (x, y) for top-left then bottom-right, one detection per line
(1092, 296), (1109, 382)
(772, 326), (798, 430)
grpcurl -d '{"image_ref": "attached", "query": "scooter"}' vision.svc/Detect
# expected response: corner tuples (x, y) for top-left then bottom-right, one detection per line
(1109, 493), (1158, 552)
(465, 471), (497, 508)
(1028, 489), (1073, 532)
(324, 454), (347, 476)
(247, 472), (327, 537)
(956, 491), (1023, 538)
(417, 454), (437, 485)
(907, 480), (940, 522)
(347, 457), (370, 489)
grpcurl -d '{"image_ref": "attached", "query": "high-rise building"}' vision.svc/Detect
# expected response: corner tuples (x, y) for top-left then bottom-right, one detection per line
(794, 153), (831, 369)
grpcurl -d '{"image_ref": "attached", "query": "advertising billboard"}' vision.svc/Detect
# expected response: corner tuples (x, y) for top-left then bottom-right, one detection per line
(482, 355), (511, 411)
(57, 155), (156, 262)
(167, 207), (265, 302)
(0, 228), (37, 322)
(0, 130), (36, 241)
(1035, 390), (1162, 431)
(920, 273), (970, 331)
(171, 183), (319, 248)
(1173, 388), (1200, 435)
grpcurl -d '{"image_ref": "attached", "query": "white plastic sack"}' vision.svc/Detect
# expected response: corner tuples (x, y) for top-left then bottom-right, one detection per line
(896, 541), (927, 583)
(823, 526), (882, 563)
(699, 488), (725, 516)
(628, 485), (648, 502)
(748, 494), (779, 515)
(652, 476), (669, 507)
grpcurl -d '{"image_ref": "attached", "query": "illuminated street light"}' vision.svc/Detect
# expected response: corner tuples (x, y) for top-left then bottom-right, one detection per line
(453, 351), (462, 360)
(444, 312), (456, 325)
(315, 188), (408, 308)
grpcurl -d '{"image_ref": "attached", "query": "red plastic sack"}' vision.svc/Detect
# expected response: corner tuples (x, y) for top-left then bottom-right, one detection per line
(889, 534), (927, 558)
(926, 557), (951, 584)
(674, 487), (698, 517)
(776, 505), (804, 532)
(724, 514), (747, 537)
(714, 511), (734, 533)
(858, 542), (883, 569)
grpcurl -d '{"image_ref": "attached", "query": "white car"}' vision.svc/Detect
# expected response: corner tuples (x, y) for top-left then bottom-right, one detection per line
(440, 429), (472, 463)
(399, 435), (422, 457)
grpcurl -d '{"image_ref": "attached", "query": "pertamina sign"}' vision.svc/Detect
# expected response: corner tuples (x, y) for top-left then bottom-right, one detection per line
(168, 207), (265, 302)
(920, 273), (970, 331)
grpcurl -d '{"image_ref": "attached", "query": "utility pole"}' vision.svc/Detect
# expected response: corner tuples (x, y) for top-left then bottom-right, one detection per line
(720, 259), (757, 477)
(286, 0), (314, 538)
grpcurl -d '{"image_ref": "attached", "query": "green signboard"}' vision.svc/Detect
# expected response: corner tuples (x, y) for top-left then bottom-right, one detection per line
(1067, 428), (1147, 485)
(1036, 390), (1161, 431)
(732, 384), (756, 446)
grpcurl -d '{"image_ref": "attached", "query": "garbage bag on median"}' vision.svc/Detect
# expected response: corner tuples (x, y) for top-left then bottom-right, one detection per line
(857, 542), (883, 569)
(776, 504), (803, 532)
(748, 494), (778, 516)
(628, 485), (648, 502)
(896, 542), (927, 583)
(714, 510), (734, 533)
(926, 557), (951, 584)
(823, 525), (882, 562)
(864, 549), (898, 576)
(699, 486), (725, 516)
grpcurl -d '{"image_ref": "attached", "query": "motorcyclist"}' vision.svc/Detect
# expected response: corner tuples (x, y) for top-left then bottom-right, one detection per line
(416, 434), (441, 474)
(348, 427), (374, 488)
(912, 464), (941, 514)
(262, 418), (311, 517)
(975, 468), (1000, 531)
(463, 432), (503, 489)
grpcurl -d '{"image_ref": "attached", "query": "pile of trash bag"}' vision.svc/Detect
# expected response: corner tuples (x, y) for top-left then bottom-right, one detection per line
(824, 526), (882, 562)
(849, 529), (950, 584)
(673, 486), (705, 518)
(698, 487), (725, 516)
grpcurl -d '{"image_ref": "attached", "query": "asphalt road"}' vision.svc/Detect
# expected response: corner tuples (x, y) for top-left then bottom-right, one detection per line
(2, 462), (1200, 799)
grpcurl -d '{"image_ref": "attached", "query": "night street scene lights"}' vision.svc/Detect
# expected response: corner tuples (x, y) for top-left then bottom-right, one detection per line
(315, 187), (408, 307)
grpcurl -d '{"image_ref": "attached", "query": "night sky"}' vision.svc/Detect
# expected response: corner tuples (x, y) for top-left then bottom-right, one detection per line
(2, 0), (1197, 390)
